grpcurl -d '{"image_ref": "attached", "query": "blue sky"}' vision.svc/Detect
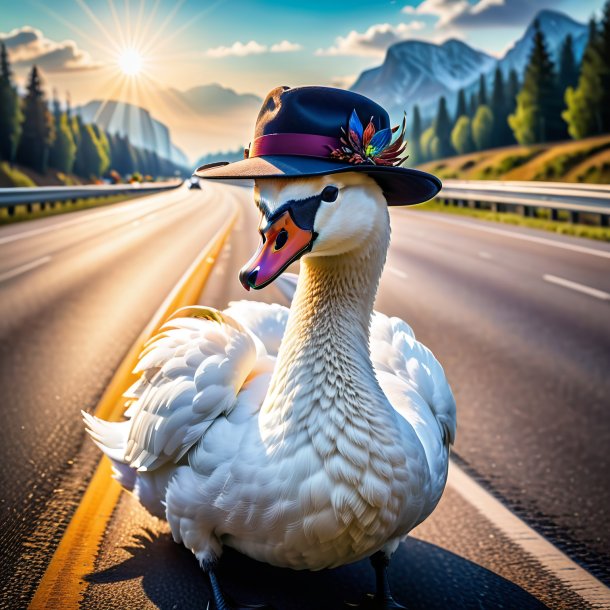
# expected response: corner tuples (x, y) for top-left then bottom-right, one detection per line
(0, 0), (604, 97)
(0, 0), (604, 159)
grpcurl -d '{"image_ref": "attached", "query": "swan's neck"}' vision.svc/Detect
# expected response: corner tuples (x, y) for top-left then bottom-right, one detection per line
(262, 210), (391, 439)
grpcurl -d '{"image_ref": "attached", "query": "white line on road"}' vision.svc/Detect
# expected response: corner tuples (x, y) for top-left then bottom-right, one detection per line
(0, 256), (51, 283)
(387, 266), (408, 279)
(406, 212), (610, 260)
(0, 190), (185, 246)
(543, 274), (610, 301)
(448, 461), (610, 608)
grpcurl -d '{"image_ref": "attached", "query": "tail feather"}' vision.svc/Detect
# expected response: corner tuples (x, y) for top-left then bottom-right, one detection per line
(82, 411), (130, 463)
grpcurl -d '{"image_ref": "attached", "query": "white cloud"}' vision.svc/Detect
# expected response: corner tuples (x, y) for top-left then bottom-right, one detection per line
(404, 0), (560, 29)
(316, 21), (425, 57)
(402, 0), (469, 28)
(205, 40), (267, 58)
(0, 26), (101, 71)
(270, 40), (302, 53)
(205, 39), (302, 58)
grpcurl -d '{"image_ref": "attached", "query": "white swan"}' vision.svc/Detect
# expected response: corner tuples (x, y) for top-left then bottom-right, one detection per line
(84, 173), (456, 610)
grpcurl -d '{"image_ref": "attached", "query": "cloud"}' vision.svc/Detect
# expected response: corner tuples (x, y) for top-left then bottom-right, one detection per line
(404, 0), (559, 29)
(316, 21), (425, 57)
(0, 26), (101, 71)
(270, 40), (303, 53)
(205, 39), (302, 58)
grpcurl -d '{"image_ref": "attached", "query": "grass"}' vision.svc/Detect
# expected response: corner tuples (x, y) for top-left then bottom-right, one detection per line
(416, 134), (610, 184)
(0, 193), (141, 226)
(0, 162), (36, 187)
(415, 199), (610, 242)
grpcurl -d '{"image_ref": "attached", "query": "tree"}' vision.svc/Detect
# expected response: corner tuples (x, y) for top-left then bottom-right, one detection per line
(598, 1), (610, 133)
(507, 69), (520, 114)
(477, 74), (488, 107)
(490, 66), (513, 147)
(454, 88), (467, 124)
(432, 96), (455, 158)
(49, 99), (76, 174)
(409, 105), (422, 165)
(558, 34), (579, 93)
(0, 43), (22, 162)
(16, 66), (55, 173)
(451, 116), (475, 155)
(472, 105), (494, 151)
(468, 92), (477, 118)
(419, 126), (436, 163)
(563, 18), (604, 139)
(509, 21), (565, 144)
(91, 124), (110, 175)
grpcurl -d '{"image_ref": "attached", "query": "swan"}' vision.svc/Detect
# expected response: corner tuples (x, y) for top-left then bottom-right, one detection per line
(84, 171), (456, 610)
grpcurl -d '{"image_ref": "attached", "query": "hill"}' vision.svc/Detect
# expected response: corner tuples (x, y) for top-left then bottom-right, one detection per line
(414, 134), (610, 184)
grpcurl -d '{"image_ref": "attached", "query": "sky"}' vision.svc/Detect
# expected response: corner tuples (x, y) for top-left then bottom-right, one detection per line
(0, 0), (604, 161)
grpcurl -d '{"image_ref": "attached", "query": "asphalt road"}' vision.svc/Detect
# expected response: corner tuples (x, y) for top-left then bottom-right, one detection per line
(1, 182), (609, 609)
(0, 186), (232, 606)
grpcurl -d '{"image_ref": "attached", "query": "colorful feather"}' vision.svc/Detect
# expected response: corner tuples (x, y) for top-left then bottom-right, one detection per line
(330, 110), (408, 166)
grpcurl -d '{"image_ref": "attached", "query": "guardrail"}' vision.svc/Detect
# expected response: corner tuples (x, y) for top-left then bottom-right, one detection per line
(438, 179), (610, 226)
(0, 181), (183, 216)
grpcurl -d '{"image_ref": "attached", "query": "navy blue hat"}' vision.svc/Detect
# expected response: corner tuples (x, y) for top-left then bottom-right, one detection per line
(194, 86), (441, 206)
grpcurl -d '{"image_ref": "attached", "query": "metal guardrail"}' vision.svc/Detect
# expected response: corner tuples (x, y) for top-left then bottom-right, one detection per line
(439, 179), (610, 225)
(0, 181), (183, 216)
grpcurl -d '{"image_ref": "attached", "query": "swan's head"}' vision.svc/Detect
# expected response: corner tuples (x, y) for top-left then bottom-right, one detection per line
(239, 172), (388, 290)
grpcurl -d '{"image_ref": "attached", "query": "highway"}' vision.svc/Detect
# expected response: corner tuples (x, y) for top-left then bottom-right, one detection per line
(0, 182), (609, 609)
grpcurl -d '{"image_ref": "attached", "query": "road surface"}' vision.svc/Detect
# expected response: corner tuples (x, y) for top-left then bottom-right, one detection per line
(0, 182), (608, 609)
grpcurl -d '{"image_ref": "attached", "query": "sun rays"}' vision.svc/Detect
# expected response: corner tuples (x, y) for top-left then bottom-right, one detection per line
(31, 0), (224, 126)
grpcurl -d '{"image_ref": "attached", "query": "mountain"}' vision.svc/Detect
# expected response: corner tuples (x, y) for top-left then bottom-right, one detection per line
(174, 83), (261, 115)
(76, 100), (188, 167)
(499, 10), (588, 76)
(352, 39), (495, 119)
(351, 10), (588, 122)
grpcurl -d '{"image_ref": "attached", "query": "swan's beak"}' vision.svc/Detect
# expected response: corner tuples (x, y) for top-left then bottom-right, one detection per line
(239, 210), (314, 290)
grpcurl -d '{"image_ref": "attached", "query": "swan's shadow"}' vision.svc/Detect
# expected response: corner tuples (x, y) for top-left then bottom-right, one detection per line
(86, 529), (548, 609)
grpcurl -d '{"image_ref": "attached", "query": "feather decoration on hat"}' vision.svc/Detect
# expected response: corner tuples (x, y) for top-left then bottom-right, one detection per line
(330, 110), (408, 166)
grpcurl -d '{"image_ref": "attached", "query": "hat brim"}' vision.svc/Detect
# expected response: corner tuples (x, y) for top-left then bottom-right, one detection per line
(194, 156), (441, 206)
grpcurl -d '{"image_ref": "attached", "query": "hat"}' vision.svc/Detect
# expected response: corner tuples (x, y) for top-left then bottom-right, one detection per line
(194, 86), (441, 206)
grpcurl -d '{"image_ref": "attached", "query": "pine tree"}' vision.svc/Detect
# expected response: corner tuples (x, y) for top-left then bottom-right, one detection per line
(409, 105), (422, 165)
(558, 34), (579, 92)
(599, 0), (610, 133)
(49, 111), (76, 174)
(477, 74), (488, 107)
(0, 43), (22, 162)
(420, 126), (436, 163)
(563, 18), (604, 138)
(432, 96), (455, 158)
(16, 66), (55, 173)
(468, 92), (477, 118)
(451, 116), (475, 155)
(472, 105), (494, 150)
(507, 69), (520, 115)
(490, 67), (513, 147)
(509, 21), (565, 144)
(75, 123), (105, 178)
(454, 89), (467, 124)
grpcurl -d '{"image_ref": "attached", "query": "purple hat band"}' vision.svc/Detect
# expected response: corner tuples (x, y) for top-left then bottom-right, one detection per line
(248, 133), (342, 159)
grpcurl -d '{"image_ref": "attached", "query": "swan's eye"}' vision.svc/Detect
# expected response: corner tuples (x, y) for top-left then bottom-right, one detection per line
(321, 186), (339, 202)
(274, 228), (288, 251)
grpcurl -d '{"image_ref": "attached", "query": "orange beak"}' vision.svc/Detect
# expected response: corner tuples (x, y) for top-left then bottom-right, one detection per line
(239, 210), (315, 290)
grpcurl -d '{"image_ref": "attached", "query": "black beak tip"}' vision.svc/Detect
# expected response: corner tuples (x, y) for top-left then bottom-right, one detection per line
(239, 268), (258, 291)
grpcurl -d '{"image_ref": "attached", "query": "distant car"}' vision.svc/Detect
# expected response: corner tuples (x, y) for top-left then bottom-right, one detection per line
(188, 176), (202, 190)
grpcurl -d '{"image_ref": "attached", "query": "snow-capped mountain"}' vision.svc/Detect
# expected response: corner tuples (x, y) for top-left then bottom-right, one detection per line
(76, 100), (188, 167)
(499, 9), (588, 76)
(351, 9), (588, 122)
(352, 39), (495, 119)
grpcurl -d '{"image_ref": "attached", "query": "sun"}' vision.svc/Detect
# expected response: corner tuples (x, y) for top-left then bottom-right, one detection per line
(118, 48), (143, 76)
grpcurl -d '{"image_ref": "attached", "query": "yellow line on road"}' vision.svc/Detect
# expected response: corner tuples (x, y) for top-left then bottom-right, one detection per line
(29, 204), (238, 610)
